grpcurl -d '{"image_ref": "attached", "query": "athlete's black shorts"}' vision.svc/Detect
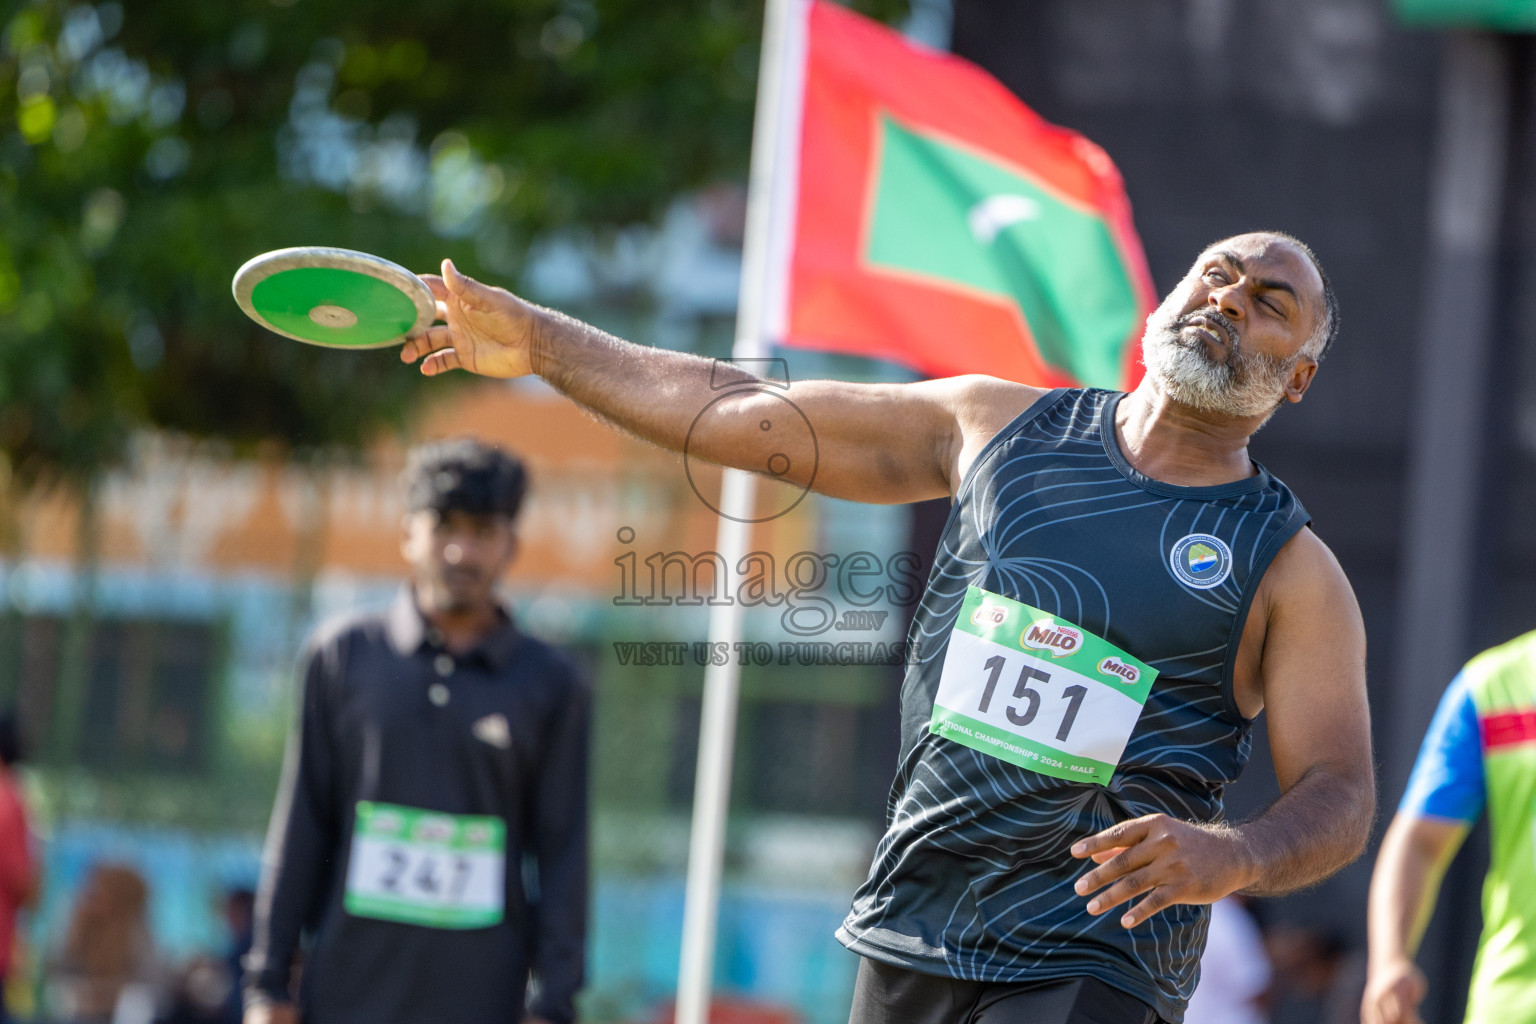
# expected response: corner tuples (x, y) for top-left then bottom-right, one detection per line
(848, 957), (1165, 1024)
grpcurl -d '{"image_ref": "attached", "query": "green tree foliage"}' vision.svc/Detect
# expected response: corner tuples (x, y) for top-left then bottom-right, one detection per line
(0, 0), (907, 490)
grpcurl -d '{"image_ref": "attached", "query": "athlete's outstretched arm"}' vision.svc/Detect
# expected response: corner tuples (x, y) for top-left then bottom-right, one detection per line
(1071, 529), (1375, 927)
(400, 260), (1043, 503)
(1361, 814), (1468, 1024)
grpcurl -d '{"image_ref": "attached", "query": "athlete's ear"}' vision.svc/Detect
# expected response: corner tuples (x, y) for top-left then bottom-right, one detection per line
(497, 521), (520, 568)
(1283, 355), (1318, 404)
(400, 510), (432, 565)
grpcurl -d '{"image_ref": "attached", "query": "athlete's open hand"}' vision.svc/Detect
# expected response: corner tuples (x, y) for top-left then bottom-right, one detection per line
(401, 259), (540, 378)
(1361, 957), (1427, 1024)
(1070, 813), (1255, 928)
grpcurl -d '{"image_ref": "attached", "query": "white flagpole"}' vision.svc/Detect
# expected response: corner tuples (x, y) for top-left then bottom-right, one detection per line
(674, 0), (805, 1022)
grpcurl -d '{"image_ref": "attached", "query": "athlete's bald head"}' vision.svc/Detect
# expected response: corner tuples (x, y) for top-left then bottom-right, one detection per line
(1141, 232), (1337, 421)
(1195, 231), (1338, 360)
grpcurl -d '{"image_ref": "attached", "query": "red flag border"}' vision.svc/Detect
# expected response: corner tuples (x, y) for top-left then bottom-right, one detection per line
(777, 0), (1156, 390)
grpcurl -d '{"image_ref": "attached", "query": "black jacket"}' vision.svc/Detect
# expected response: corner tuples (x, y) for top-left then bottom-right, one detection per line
(245, 590), (589, 1024)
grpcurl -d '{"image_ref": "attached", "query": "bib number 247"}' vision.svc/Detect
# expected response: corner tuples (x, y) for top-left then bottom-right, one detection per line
(344, 801), (506, 929)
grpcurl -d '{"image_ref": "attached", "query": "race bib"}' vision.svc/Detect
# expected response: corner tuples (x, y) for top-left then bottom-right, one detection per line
(930, 586), (1158, 786)
(344, 801), (506, 929)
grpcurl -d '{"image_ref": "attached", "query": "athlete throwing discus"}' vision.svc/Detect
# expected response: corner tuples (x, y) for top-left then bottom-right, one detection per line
(404, 232), (1375, 1024)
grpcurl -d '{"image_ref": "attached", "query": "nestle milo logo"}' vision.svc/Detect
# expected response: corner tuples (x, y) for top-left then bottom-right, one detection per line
(372, 810), (403, 836)
(1021, 620), (1082, 657)
(970, 604), (1008, 628)
(1097, 656), (1140, 685)
(415, 816), (456, 843)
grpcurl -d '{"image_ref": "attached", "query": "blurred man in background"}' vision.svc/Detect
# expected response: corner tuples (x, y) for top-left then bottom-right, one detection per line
(243, 440), (590, 1024)
(1364, 631), (1536, 1024)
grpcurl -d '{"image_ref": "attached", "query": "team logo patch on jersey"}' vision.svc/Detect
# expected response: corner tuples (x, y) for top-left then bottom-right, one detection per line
(1170, 533), (1233, 590)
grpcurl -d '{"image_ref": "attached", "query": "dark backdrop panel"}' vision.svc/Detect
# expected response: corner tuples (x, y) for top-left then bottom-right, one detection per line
(949, 2), (1477, 1019)
(951, 0), (1438, 448)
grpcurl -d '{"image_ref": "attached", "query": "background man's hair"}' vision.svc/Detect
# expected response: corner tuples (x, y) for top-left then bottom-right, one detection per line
(403, 438), (528, 520)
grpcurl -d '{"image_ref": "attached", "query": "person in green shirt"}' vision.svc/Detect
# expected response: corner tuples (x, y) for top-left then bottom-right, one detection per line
(1365, 632), (1536, 1024)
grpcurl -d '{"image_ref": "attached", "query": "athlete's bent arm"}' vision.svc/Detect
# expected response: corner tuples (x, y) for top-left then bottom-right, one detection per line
(1072, 529), (1375, 927)
(400, 261), (1043, 504)
(1361, 814), (1468, 1024)
(1225, 530), (1376, 892)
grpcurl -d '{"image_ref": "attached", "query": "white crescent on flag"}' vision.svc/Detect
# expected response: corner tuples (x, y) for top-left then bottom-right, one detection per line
(967, 193), (1041, 245)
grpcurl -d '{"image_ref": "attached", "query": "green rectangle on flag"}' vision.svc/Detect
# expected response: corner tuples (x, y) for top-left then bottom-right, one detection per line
(863, 115), (1141, 389)
(1393, 0), (1536, 28)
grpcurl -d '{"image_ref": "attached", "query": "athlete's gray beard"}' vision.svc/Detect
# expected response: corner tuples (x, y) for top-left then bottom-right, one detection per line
(1140, 297), (1298, 420)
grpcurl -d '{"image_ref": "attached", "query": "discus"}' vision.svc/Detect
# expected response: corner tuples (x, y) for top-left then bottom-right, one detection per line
(231, 246), (436, 349)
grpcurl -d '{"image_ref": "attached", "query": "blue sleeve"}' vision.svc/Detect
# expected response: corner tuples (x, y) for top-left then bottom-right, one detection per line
(1399, 670), (1486, 823)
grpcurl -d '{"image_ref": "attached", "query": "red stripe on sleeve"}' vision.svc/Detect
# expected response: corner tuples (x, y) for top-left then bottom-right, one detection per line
(1481, 709), (1536, 750)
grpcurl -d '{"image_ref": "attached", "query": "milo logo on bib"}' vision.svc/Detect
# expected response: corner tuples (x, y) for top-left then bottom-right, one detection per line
(1022, 620), (1082, 657)
(1097, 656), (1140, 685)
(971, 604), (1008, 628)
(930, 586), (1158, 785)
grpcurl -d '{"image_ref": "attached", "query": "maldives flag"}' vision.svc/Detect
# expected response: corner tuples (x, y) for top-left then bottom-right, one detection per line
(761, 1), (1155, 389)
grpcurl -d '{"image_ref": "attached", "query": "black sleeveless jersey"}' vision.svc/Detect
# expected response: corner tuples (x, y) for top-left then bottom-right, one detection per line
(835, 388), (1310, 1022)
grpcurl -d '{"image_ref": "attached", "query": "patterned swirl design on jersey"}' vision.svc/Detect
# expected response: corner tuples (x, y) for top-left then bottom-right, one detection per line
(837, 389), (1309, 1021)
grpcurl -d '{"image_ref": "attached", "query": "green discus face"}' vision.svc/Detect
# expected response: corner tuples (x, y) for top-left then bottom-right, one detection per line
(251, 267), (419, 347)
(232, 247), (435, 349)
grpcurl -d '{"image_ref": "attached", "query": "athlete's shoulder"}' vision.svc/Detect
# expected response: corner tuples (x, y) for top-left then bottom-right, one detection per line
(1463, 628), (1536, 685)
(929, 374), (1052, 427)
(927, 376), (1056, 494)
(1268, 525), (1344, 578)
(947, 377), (1099, 443)
(299, 606), (392, 669)
(310, 605), (389, 645)
(512, 632), (589, 690)
(1262, 527), (1363, 627)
